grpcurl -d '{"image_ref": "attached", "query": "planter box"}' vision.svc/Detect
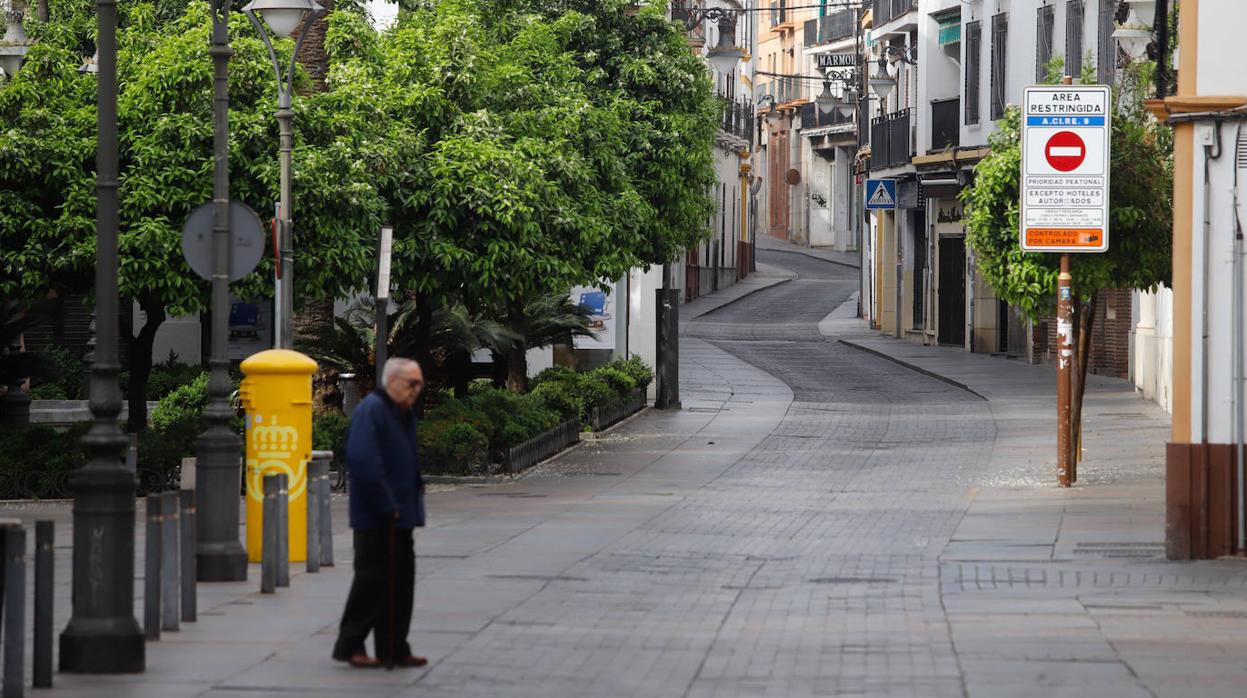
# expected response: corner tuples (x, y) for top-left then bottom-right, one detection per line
(500, 419), (580, 475)
(588, 390), (646, 432)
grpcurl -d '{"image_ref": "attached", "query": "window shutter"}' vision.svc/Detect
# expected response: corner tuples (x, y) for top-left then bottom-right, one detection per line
(1066, 0), (1085, 78)
(990, 13), (1008, 120)
(965, 21), (981, 125)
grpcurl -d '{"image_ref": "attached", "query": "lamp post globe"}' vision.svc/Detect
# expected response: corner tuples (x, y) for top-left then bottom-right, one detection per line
(1124, 0), (1157, 28)
(0, 9), (31, 78)
(1113, 5), (1153, 61)
(243, 0), (323, 37)
(816, 81), (836, 116)
(705, 12), (742, 76)
(869, 65), (896, 100)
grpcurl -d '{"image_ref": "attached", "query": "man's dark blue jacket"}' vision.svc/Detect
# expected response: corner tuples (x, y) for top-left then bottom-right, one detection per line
(344, 389), (425, 530)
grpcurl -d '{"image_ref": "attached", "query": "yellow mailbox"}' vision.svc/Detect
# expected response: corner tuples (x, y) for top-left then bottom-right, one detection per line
(239, 349), (318, 563)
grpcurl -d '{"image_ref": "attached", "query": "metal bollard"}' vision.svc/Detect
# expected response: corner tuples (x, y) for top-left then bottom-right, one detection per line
(306, 453), (331, 574)
(180, 489), (197, 622)
(275, 473), (290, 588)
(33, 521), (53, 689)
(319, 458), (334, 568)
(261, 475), (279, 594)
(144, 494), (162, 640)
(160, 492), (180, 632)
(3, 525), (25, 698)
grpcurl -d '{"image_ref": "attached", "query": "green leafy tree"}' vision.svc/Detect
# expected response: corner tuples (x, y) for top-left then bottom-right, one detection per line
(1, 2), (390, 430)
(961, 61), (1173, 465)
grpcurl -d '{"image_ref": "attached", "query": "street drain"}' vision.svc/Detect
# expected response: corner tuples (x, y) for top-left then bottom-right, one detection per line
(1184, 610), (1247, 619)
(809, 577), (896, 585)
(1073, 542), (1165, 559)
(487, 574), (589, 583)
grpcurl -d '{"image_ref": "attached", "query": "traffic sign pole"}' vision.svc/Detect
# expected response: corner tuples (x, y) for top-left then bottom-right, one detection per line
(1057, 256), (1073, 488)
(1055, 76), (1074, 488)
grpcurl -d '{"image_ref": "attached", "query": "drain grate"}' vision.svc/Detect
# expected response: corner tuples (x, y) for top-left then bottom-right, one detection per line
(1184, 610), (1247, 619)
(1073, 542), (1165, 559)
(809, 576), (896, 585)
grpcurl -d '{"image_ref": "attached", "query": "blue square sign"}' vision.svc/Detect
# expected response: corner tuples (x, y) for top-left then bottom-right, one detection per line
(865, 179), (897, 210)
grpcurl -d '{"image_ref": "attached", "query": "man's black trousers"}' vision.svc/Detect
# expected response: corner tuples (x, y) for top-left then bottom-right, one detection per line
(333, 527), (415, 662)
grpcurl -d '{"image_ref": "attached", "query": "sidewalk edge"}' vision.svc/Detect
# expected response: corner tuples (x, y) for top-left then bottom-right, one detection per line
(837, 339), (988, 401)
(756, 245), (861, 270)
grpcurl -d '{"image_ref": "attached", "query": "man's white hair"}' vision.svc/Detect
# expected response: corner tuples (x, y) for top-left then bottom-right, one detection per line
(381, 357), (421, 388)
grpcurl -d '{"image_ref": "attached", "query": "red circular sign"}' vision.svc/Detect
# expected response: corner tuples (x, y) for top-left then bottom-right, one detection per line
(1045, 131), (1086, 172)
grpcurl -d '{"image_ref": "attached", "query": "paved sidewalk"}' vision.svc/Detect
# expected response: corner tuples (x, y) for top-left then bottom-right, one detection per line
(5, 249), (1246, 697)
(756, 231), (861, 269)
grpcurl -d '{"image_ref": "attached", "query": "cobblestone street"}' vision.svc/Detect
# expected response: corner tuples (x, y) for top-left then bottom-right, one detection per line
(31, 250), (1247, 697)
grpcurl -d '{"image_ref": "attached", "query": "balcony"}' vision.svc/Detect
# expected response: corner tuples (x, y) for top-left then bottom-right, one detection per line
(720, 97), (755, 146)
(872, 0), (916, 27)
(929, 98), (959, 152)
(869, 108), (913, 170)
(771, 0), (796, 32)
(799, 102), (854, 131)
(802, 9), (855, 47)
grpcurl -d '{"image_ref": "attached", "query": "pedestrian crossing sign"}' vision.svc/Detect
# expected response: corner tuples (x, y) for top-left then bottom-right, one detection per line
(865, 179), (896, 210)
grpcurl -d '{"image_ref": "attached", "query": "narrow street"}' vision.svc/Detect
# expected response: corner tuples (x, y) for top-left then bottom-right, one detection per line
(49, 250), (1247, 698)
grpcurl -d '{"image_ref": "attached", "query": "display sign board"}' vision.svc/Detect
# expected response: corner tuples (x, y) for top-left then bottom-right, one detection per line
(1020, 85), (1111, 253)
(864, 179), (896, 210)
(816, 53), (858, 69)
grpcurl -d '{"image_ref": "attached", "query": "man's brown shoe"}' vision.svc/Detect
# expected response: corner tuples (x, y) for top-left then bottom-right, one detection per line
(397, 655), (429, 668)
(346, 654), (383, 668)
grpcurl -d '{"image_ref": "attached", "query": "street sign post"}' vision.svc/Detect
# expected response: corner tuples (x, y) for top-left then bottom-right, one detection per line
(1020, 84), (1111, 253)
(864, 179), (896, 211)
(1023, 80), (1111, 488)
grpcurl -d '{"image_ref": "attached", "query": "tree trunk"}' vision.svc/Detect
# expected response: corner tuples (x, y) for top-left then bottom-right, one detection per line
(1071, 293), (1098, 474)
(449, 349), (471, 398)
(295, 0), (335, 94)
(126, 296), (166, 434)
(505, 301), (528, 393)
(490, 351), (507, 389)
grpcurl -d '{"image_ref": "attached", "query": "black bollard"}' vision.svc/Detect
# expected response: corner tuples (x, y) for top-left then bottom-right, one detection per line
(144, 494), (161, 641)
(160, 492), (179, 632)
(261, 475), (278, 594)
(179, 490), (197, 622)
(275, 473), (289, 588)
(4, 525), (26, 698)
(307, 454), (330, 574)
(319, 461), (334, 568)
(33, 521), (53, 689)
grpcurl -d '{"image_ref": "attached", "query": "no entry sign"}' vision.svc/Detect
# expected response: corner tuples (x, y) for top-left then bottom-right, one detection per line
(1020, 85), (1111, 253)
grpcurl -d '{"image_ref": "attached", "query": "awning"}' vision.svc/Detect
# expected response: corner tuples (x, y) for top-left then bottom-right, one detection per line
(938, 18), (961, 46)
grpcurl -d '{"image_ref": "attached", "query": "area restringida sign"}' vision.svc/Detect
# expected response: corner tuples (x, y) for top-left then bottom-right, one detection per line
(1019, 84), (1111, 253)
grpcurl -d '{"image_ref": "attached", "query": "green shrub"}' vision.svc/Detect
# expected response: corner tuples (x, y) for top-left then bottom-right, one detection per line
(28, 346), (85, 400)
(150, 373), (210, 432)
(27, 383), (67, 400)
(532, 366), (577, 386)
(313, 412), (350, 456)
(420, 419), (489, 473)
(0, 423), (90, 498)
(615, 356), (654, 390)
(530, 381), (582, 421)
(575, 372), (616, 412)
(593, 366), (637, 397)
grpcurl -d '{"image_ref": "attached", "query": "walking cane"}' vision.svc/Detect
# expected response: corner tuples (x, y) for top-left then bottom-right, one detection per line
(386, 516), (397, 671)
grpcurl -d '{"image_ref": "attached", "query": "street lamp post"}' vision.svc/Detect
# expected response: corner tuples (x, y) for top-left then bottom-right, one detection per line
(243, 0), (325, 351)
(195, 0), (248, 583)
(58, 0), (145, 672)
(657, 3), (745, 410)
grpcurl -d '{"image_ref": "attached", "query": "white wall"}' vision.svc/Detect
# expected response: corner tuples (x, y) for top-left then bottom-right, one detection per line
(1134, 286), (1173, 413)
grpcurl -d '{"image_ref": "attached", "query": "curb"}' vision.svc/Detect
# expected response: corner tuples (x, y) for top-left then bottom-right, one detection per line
(681, 277), (796, 328)
(756, 246), (861, 270)
(837, 339), (988, 401)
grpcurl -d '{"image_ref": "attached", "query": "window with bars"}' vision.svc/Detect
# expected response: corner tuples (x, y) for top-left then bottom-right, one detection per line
(1036, 5), (1055, 82)
(990, 13), (1008, 121)
(965, 20), (981, 125)
(1097, 0), (1115, 84)
(1065, 0), (1084, 78)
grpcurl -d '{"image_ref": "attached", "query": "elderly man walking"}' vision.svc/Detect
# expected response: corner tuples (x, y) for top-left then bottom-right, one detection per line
(332, 357), (428, 669)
